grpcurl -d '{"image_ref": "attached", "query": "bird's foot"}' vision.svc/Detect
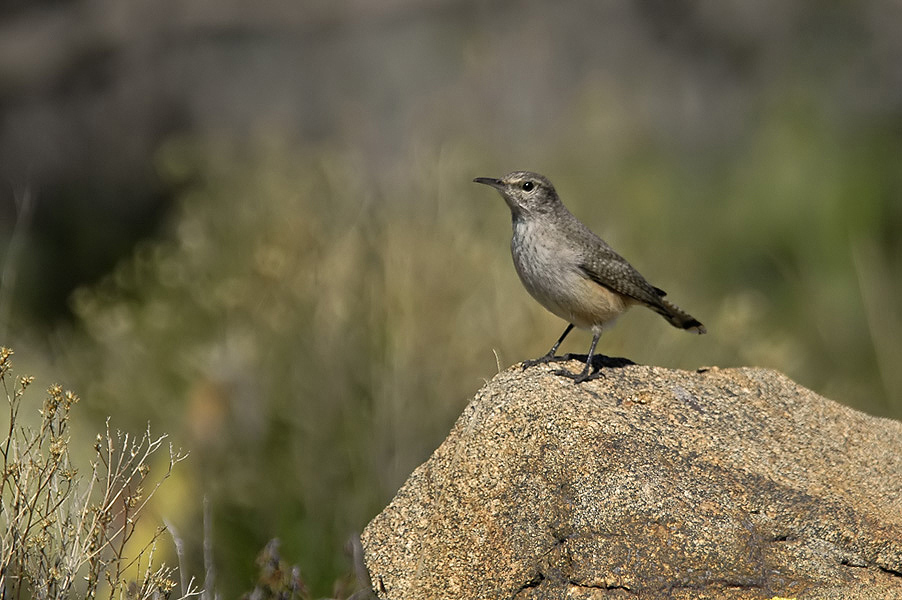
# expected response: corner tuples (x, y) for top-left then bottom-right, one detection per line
(553, 364), (605, 383)
(521, 353), (564, 369)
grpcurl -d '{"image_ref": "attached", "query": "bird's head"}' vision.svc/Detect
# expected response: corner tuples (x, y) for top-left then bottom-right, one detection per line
(473, 171), (560, 218)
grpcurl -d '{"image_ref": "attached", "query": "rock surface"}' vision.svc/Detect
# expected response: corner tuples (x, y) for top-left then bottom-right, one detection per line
(361, 359), (902, 600)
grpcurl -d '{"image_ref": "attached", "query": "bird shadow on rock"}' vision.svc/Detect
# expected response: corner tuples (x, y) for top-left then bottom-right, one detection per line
(561, 353), (636, 370)
(527, 353), (637, 380)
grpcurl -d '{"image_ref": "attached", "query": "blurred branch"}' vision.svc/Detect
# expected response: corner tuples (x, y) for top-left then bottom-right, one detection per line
(0, 185), (35, 340)
(165, 517), (190, 595)
(851, 238), (902, 412)
(347, 534), (377, 600)
(203, 494), (218, 600)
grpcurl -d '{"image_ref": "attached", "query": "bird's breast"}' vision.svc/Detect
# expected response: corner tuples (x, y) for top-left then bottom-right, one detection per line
(511, 220), (631, 331)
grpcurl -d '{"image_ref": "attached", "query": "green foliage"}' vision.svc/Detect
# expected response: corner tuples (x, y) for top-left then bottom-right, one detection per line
(54, 101), (902, 592)
(66, 140), (523, 594)
(0, 347), (196, 600)
(554, 93), (902, 416)
(2, 3), (900, 598)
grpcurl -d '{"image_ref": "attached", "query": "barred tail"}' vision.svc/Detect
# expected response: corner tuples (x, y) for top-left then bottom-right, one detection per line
(652, 298), (706, 334)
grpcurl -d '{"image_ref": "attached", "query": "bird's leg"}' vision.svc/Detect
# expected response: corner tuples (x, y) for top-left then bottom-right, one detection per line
(555, 331), (603, 383)
(522, 324), (574, 369)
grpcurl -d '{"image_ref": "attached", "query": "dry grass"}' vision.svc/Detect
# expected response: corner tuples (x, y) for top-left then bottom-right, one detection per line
(0, 347), (198, 600)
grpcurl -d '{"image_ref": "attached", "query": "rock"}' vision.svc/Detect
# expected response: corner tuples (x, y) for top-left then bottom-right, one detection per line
(360, 360), (902, 599)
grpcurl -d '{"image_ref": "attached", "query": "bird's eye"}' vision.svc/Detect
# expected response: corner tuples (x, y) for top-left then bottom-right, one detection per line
(522, 181), (534, 192)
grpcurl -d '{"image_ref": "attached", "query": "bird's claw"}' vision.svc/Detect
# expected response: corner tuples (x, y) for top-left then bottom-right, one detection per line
(553, 366), (605, 383)
(521, 353), (558, 370)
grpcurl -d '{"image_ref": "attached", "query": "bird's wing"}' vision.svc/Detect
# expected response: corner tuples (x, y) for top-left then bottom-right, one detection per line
(579, 244), (707, 332)
(577, 245), (667, 307)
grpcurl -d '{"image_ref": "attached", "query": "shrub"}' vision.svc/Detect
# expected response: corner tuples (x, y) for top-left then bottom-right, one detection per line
(0, 347), (197, 600)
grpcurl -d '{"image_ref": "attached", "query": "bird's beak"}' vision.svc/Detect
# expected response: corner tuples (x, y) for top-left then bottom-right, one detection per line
(473, 177), (504, 190)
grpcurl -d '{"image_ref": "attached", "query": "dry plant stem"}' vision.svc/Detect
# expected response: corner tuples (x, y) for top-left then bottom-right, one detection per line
(0, 347), (197, 600)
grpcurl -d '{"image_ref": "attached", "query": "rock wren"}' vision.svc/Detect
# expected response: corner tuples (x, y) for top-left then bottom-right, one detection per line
(474, 171), (706, 382)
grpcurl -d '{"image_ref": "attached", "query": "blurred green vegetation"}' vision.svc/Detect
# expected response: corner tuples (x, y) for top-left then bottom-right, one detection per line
(1, 3), (901, 595)
(55, 138), (531, 593)
(38, 91), (900, 592)
(2, 94), (900, 593)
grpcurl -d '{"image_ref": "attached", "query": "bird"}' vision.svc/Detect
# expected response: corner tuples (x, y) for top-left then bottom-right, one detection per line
(474, 171), (705, 382)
